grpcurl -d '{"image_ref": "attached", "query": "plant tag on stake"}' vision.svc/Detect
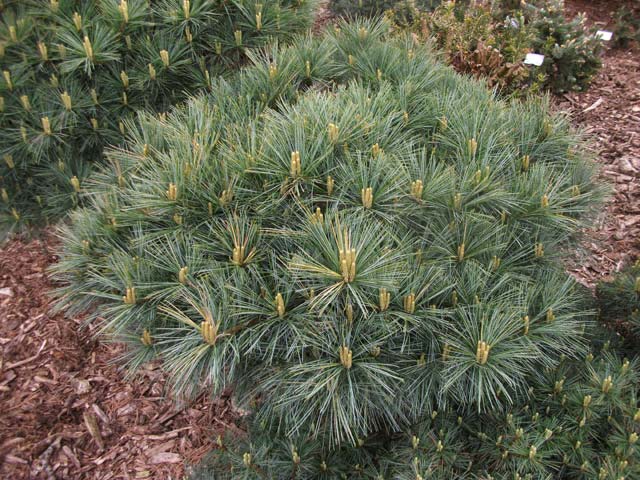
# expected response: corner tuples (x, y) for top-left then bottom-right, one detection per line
(595, 30), (613, 41)
(524, 53), (545, 66)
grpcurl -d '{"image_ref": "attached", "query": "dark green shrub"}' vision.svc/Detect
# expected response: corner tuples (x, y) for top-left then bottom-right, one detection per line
(525, 0), (603, 93)
(0, 0), (317, 231)
(53, 17), (606, 480)
(613, 5), (640, 49)
(597, 261), (640, 341)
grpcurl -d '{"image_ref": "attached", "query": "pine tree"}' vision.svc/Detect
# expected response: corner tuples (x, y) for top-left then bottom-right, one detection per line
(0, 0), (317, 231)
(52, 18), (615, 479)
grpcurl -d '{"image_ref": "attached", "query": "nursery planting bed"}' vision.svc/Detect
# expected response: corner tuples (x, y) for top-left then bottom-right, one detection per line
(0, 1), (639, 478)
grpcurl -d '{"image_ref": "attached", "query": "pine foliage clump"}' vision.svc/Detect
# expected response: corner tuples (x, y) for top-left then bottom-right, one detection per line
(52, 18), (612, 479)
(194, 343), (640, 479)
(0, 0), (317, 230)
(597, 261), (640, 342)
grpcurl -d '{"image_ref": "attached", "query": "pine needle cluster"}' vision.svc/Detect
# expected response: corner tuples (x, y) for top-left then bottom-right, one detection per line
(194, 343), (640, 479)
(51, 17), (614, 479)
(0, 0), (317, 230)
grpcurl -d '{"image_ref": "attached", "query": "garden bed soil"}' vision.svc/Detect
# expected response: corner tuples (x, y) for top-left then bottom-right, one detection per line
(0, 0), (639, 478)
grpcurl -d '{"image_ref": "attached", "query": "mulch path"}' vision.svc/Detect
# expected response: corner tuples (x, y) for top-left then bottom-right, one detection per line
(0, 233), (240, 479)
(0, 1), (638, 478)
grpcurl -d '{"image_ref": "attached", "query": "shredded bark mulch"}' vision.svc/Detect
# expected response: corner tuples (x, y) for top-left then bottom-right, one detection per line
(560, 47), (640, 286)
(0, 233), (240, 479)
(558, 0), (640, 285)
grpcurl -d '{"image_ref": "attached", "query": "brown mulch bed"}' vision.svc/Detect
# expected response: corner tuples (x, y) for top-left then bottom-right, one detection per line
(0, 232), (240, 479)
(558, 0), (640, 285)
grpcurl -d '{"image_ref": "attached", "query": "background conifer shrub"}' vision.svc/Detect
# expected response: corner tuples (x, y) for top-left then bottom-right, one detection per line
(53, 18), (606, 479)
(613, 4), (639, 49)
(597, 261), (640, 346)
(524, 0), (603, 93)
(0, 0), (317, 231)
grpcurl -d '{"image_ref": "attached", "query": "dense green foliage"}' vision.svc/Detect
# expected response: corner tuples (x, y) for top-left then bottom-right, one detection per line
(395, 0), (603, 95)
(331, 0), (441, 19)
(194, 343), (640, 479)
(613, 5), (640, 49)
(50, 17), (616, 478)
(0, 0), (316, 231)
(526, 0), (603, 93)
(424, 1), (533, 93)
(597, 261), (640, 342)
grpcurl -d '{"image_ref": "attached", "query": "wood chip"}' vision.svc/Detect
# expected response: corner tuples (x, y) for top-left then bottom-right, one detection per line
(582, 97), (604, 112)
(83, 411), (104, 451)
(148, 452), (182, 464)
(62, 445), (81, 469)
(4, 454), (28, 464)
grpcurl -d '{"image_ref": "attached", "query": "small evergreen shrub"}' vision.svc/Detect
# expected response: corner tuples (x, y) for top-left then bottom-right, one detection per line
(525, 0), (603, 93)
(53, 18), (606, 479)
(0, 0), (317, 230)
(597, 261), (640, 340)
(424, 1), (533, 93)
(613, 5), (640, 49)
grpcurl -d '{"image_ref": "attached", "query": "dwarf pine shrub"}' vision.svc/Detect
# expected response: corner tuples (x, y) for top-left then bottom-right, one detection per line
(0, 0), (317, 230)
(52, 18), (612, 479)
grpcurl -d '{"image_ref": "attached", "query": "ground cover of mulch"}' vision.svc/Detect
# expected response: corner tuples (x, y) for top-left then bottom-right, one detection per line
(0, 233), (241, 479)
(558, 0), (640, 285)
(0, 1), (639, 479)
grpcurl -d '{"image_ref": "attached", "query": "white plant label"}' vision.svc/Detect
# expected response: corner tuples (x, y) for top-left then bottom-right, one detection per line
(524, 53), (545, 66)
(596, 30), (613, 41)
